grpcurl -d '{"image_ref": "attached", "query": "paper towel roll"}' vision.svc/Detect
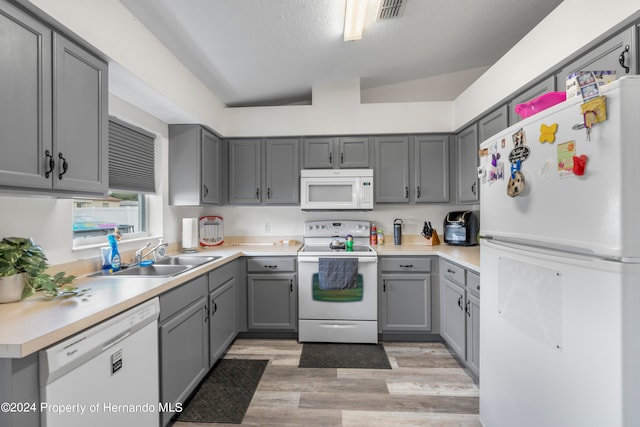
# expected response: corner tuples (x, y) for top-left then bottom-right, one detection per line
(182, 218), (199, 250)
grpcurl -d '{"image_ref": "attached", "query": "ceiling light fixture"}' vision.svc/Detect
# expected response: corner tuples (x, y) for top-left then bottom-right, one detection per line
(343, 0), (368, 41)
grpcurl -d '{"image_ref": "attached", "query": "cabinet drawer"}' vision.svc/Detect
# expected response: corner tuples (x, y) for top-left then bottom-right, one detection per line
(159, 275), (207, 322)
(246, 257), (296, 273)
(380, 257), (431, 273)
(467, 271), (480, 298)
(209, 260), (236, 291)
(441, 260), (466, 286)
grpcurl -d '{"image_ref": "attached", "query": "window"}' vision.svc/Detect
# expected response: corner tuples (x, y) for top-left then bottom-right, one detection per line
(72, 118), (156, 247)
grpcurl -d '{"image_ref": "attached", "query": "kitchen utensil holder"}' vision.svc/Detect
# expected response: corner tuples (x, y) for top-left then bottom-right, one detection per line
(424, 230), (441, 246)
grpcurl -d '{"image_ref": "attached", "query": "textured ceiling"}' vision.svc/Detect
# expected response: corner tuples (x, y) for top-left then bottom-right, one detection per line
(119, 0), (563, 107)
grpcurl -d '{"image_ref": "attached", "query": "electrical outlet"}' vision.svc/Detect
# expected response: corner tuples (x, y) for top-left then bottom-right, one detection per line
(265, 223), (271, 233)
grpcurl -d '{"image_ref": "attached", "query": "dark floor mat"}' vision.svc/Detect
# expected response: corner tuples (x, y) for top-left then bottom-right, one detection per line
(298, 343), (392, 369)
(177, 359), (268, 424)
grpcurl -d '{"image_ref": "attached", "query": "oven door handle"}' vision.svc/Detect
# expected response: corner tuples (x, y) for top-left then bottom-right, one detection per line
(298, 257), (378, 263)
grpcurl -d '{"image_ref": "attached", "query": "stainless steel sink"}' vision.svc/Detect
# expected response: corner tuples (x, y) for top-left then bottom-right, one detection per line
(111, 264), (191, 277)
(103, 255), (222, 277)
(154, 255), (221, 266)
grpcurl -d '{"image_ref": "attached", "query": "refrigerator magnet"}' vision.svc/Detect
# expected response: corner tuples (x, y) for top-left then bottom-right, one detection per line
(507, 170), (526, 197)
(557, 141), (577, 177)
(539, 123), (558, 143)
(572, 154), (588, 176)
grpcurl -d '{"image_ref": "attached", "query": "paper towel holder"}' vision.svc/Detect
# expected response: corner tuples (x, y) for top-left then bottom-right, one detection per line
(182, 218), (199, 253)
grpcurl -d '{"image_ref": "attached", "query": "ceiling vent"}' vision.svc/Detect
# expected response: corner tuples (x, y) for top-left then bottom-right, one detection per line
(377, 0), (405, 20)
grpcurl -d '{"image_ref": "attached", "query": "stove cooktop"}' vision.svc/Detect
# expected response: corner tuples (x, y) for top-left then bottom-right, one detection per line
(300, 245), (374, 253)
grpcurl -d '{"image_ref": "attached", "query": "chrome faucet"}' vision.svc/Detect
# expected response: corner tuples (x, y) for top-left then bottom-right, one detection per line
(135, 239), (168, 264)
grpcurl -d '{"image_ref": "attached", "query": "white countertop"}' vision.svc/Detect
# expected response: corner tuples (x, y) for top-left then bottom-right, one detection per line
(0, 240), (478, 358)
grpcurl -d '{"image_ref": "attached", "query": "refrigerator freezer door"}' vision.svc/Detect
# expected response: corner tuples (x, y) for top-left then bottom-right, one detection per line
(479, 239), (640, 427)
(479, 76), (640, 260)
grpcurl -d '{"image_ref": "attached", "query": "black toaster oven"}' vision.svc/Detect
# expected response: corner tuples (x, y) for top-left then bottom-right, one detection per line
(443, 211), (479, 246)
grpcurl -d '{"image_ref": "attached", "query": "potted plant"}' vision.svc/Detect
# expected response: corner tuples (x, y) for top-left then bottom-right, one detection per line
(0, 237), (79, 302)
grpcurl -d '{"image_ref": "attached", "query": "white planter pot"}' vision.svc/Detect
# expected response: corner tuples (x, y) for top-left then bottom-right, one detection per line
(0, 274), (26, 303)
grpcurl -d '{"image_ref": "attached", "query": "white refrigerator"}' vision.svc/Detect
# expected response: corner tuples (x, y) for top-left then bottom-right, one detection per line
(478, 76), (640, 427)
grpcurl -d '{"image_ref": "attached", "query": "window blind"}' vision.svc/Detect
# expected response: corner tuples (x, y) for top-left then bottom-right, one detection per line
(108, 117), (156, 193)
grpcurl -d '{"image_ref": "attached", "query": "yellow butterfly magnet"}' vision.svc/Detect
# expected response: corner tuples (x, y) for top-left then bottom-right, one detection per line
(540, 123), (558, 143)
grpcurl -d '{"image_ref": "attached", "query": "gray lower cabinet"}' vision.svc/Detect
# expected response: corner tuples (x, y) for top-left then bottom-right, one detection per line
(440, 259), (480, 377)
(159, 275), (209, 427)
(246, 257), (297, 331)
(208, 261), (239, 367)
(169, 124), (226, 205)
(0, 354), (40, 427)
(379, 257), (432, 334)
(228, 138), (300, 205)
(302, 137), (372, 168)
(0, 0), (108, 195)
(456, 124), (480, 204)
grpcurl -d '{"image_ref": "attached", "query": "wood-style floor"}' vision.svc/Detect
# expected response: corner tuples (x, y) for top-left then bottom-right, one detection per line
(173, 339), (481, 427)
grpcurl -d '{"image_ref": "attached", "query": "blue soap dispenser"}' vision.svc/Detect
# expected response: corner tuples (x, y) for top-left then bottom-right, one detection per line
(107, 234), (121, 271)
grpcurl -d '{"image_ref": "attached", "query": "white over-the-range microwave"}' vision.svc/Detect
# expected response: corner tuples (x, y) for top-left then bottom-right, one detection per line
(300, 169), (374, 210)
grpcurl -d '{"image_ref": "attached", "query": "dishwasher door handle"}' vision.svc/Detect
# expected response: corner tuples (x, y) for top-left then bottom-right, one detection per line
(102, 330), (132, 351)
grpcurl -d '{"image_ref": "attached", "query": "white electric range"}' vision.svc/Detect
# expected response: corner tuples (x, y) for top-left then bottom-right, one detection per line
(297, 220), (378, 343)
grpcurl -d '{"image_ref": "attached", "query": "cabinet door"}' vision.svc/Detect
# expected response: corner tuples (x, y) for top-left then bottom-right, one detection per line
(303, 137), (335, 168)
(414, 135), (449, 203)
(201, 128), (222, 204)
(478, 105), (508, 144)
(441, 278), (466, 360)
(374, 136), (410, 203)
(466, 292), (480, 377)
(53, 34), (108, 194)
(159, 297), (208, 426)
(228, 139), (262, 204)
(209, 279), (235, 367)
(0, 1), (52, 190)
(339, 137), (371, 168)
(264, 138), (299, 204)
(247, 274), (296, 330)
(555, 26), (636, 88)
(456, 124), (479, 203)
(509, 76), (555, 126)
(380, 274), (431, 332)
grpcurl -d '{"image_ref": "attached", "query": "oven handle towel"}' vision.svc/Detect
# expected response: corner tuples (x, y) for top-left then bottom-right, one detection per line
(318, 258), (358, 290)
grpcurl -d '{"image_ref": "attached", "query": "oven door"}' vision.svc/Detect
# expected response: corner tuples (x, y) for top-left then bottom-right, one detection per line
(297, 256), (378, 320)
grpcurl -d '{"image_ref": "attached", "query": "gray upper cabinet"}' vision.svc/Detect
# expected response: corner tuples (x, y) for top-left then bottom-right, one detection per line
(414, 135), (450, 203)
(456, 124), (479, 204)
(508, 76), (556, 126)
(303, 137), (334, 168)
(228, 138), (299, 205)
(169, 124), (226, 205)
(555, 26), (636, 89)
(478, 105), (508, 145)
(0, 1), (107, 195)
(264, 138), (300, 204)
(228, 139), (262, 205)
(302, 137), (371, 169)
(374, 136), (410, 203)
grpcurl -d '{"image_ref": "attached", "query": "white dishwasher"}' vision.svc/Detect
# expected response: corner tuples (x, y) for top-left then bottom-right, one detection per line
(39, 297), (160, 427)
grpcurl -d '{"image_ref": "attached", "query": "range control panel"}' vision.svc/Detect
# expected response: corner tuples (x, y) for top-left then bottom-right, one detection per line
(303, 220), (370, 238)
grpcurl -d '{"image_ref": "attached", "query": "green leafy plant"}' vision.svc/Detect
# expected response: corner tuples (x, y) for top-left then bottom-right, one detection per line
(0, 237), (82, 299)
